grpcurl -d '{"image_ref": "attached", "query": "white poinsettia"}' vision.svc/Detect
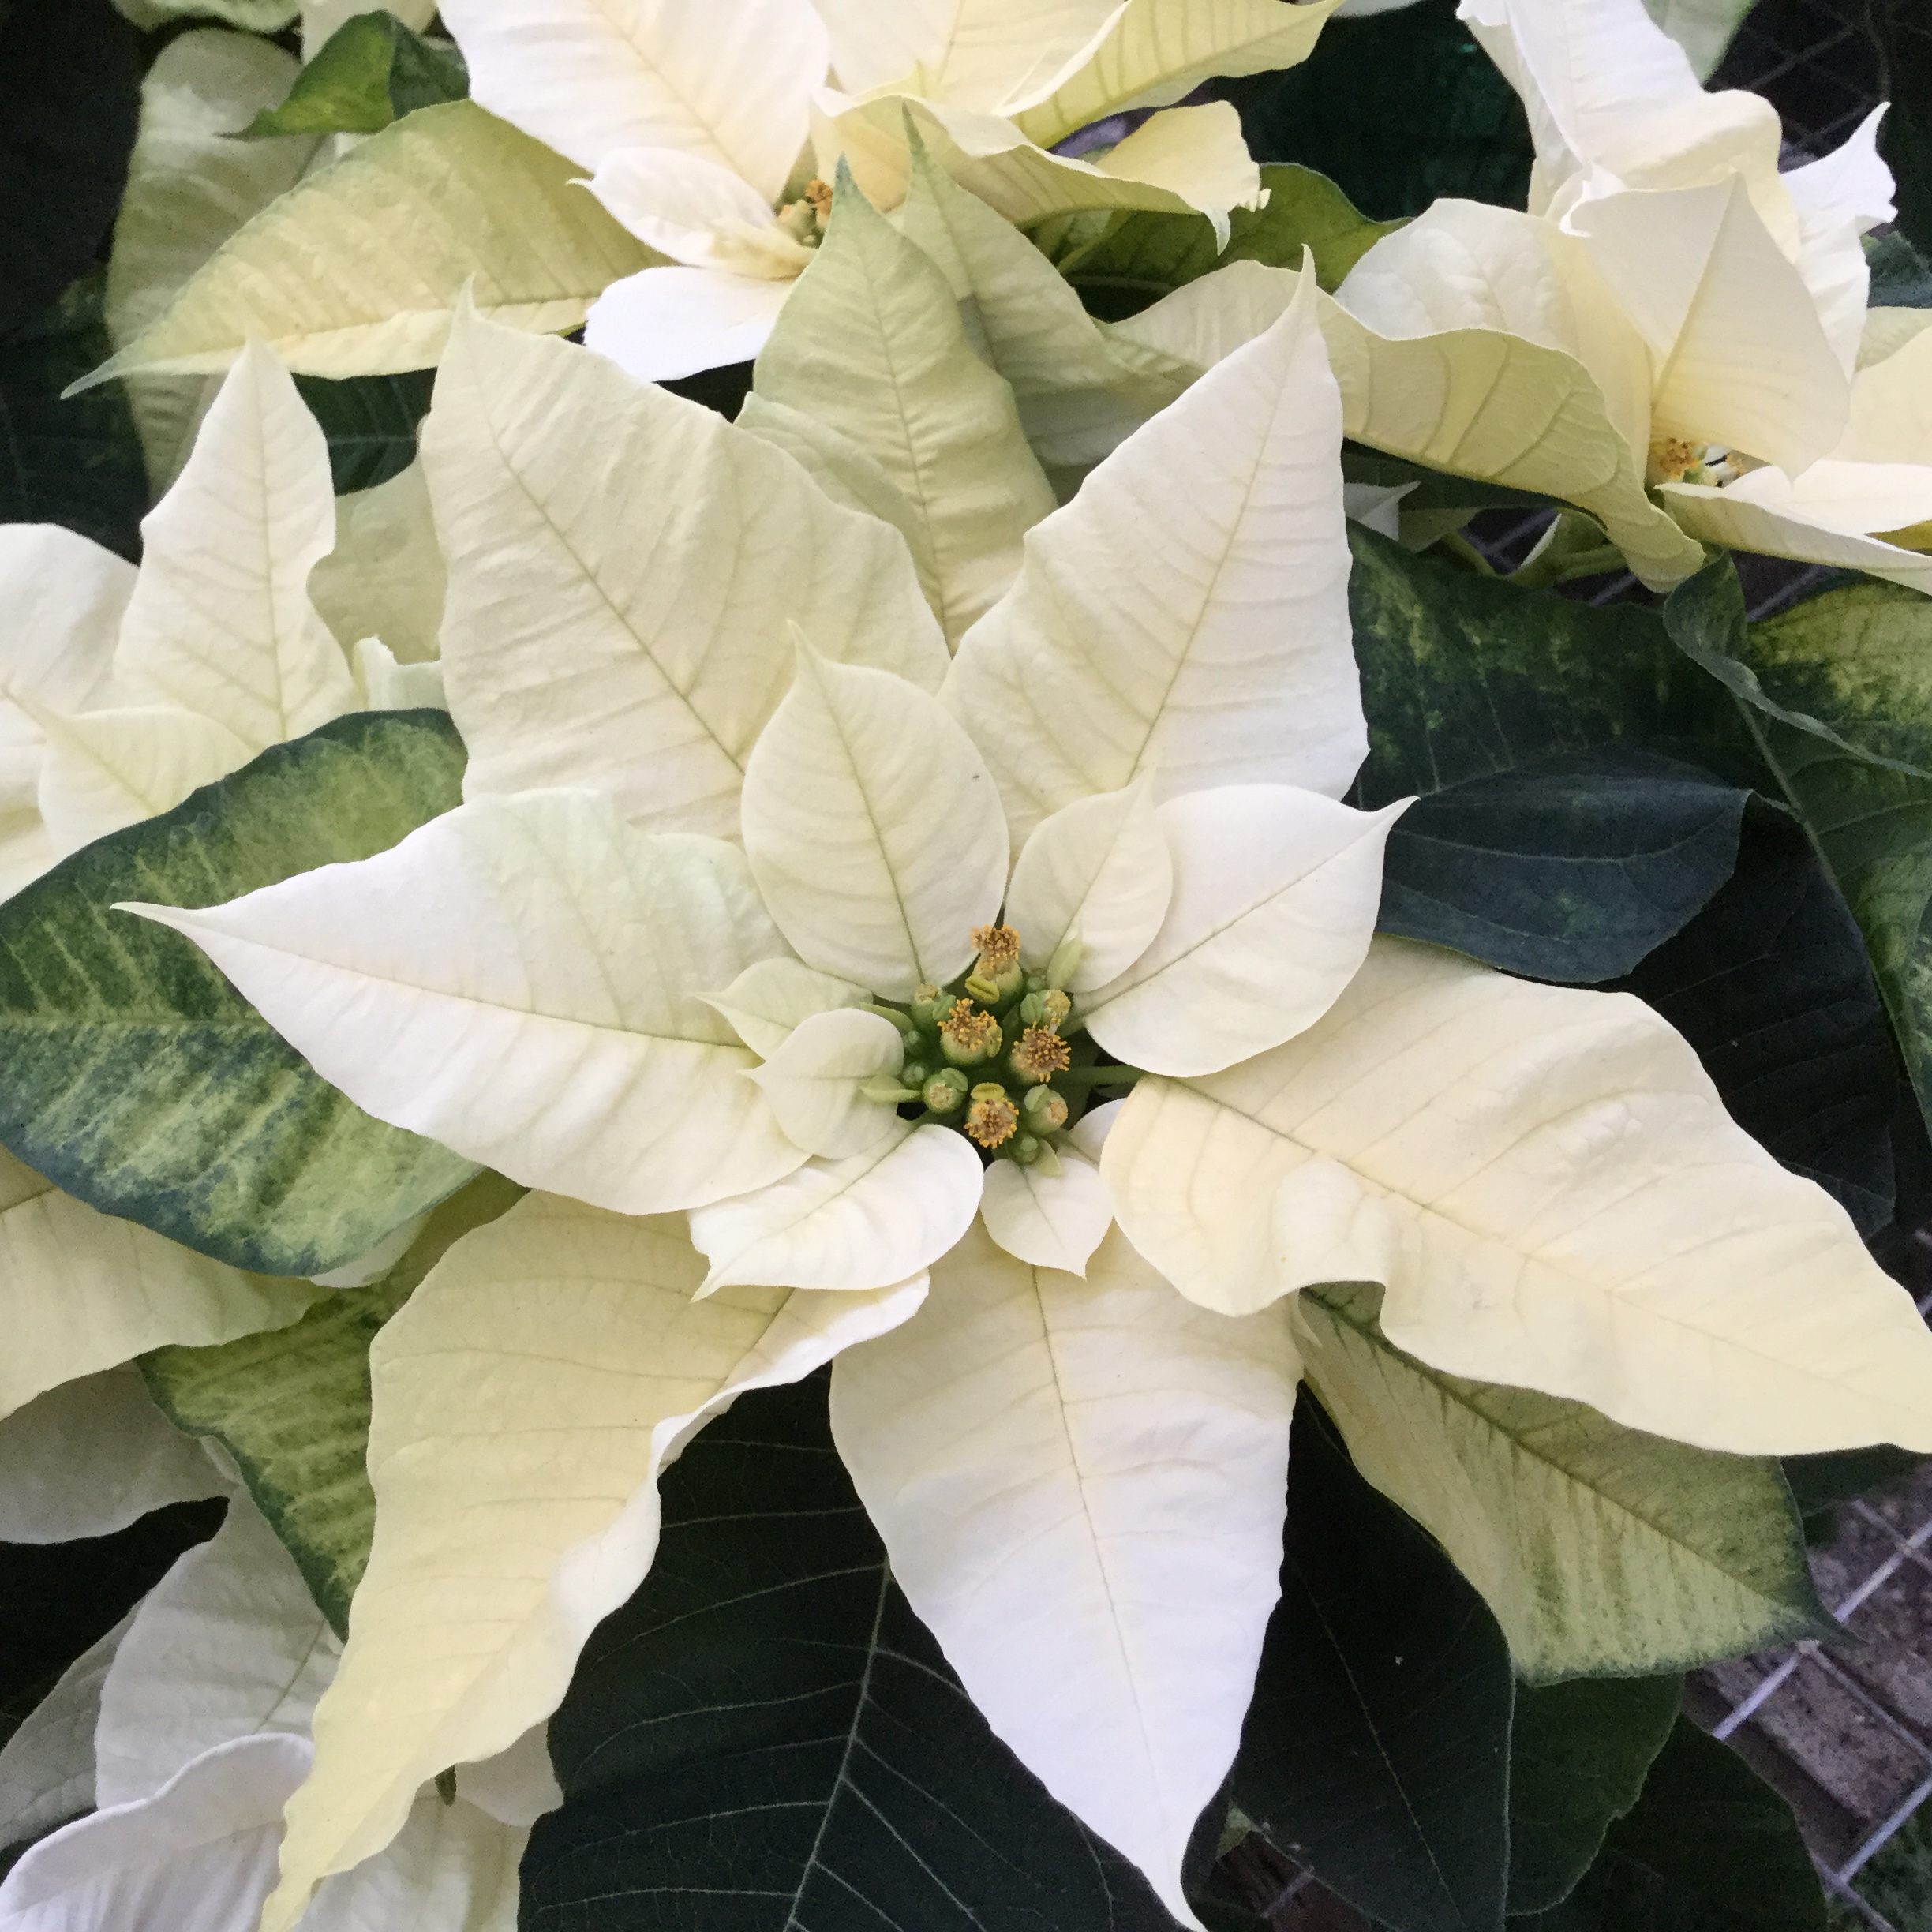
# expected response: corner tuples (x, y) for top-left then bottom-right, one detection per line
(129, 280), (1932, 1931)
(442, 0), (1340, 380)
(1308, 0), (1907, 589)
(0, 341), (440, 900)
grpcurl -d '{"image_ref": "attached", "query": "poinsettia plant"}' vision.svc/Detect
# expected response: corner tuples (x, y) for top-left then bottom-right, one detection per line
(3, 0), (1932, 1928)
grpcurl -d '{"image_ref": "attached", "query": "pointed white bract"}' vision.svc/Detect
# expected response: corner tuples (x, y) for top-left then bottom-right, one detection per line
(830, 1220), (1298, 1930)
(702, 957), (871, 1058)
(0, 1617), (129, 1855)
(945, 271), (1366, 844)
(689, 1121), (984, 1292)
(582, 264), (796, 384)
(425, 309), (946, 836)
(741, 646), (1009, 998)
(978, 1151), (1114, 1274)
(1104, 938), (1932, 1455)
(745, 1006), (909, 1158)
(122, 793), (807, 1215)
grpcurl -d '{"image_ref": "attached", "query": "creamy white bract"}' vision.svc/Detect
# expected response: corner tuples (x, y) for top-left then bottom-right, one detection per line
(118, 259), (1932, 1932)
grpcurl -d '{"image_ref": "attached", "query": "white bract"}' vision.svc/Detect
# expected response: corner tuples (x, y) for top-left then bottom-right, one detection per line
(444, 0), (1340, 380)
(1313, 0), (1916, 589)
(129, 261), (1932, 1930)
(0, 341), (437, 899)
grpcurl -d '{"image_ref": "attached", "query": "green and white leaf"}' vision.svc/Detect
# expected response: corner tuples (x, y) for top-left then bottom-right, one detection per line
(87, 101), (655, 384)
(1293, 1282), (1831, 1680)
(256, 1191), (924, 1932)
(422, 307), (945, 836)
(1103, 937), (1932, 1454)
(0, 711), (478, 1276)
(830, 1219), (1298, 1928)
(237, 9), (466, 140)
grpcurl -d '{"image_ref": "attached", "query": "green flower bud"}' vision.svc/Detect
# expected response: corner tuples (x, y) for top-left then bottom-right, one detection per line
(1007, 1133), (1042, 1166)
(938, 999), (1002, 1067)
(1021, 1084), (1068, 1133)
(923, 1068), (969, 1114)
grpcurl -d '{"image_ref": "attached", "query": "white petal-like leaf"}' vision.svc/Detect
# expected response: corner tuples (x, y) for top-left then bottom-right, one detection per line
(0, 526), (127, 791)
(830, 1219), (1297, 1928)
(309, 462), (445, 668)
(702, 957), (871, 1057)
(753, 164), (1058, 643)
(811, 0), (1119, 110)
(689, 1120), (983, 1292)
(95, 1499), (340, 1807)
(0, 1148), (320, 1423)
(582, 263), (793, 384)
(124, 792), (807, 1215)
(256, 1192), (924, 1928)
(0, 1616), (129, 1853)
(350, 639), (446, 715)
(746, 1007), (908, 1158)
(1082, 786), (1403, 1077)
(0, 1369), (225, 1544)
(302, 1788), (523, 1932)
(1840, 326), (1932, 462)
(585, 148), (813, 273)
(440, 0), (827, 197)
(945, 272), (1365, 846)
(1004, 778), (1174, 990)
(425, 309), (945, 834)
(978, 1149), (1114, 1273)
(1104, 936), (1932, 1453)
(115, 341), (357, 752)
(741, 645), (1009, 998)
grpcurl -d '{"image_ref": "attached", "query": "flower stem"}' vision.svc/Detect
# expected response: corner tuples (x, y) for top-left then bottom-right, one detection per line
(1052, 1065), (1142, 1089)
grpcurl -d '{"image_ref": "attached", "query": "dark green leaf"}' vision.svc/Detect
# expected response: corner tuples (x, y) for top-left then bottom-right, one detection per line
(0, 270), (148, 560)
(524, 1374), (1180, 1932)
(1034, 165), (1403, 319)
(296, 369), (436, 493)
(1507, 1678), (1683, 1915)
(238, 9), (467, 140)
(1604, 816), (1908, 1236)
(1874, 1), (1932, 265)
(0, 1497), (225, 1739)
(1782, 1444), (1925, 1520)
(141, 1173), (523, 1636)
(0, 710), (479, 1277)
(1512, 1719), (1825, 1932)
(1235, 1396), (1512, 1932)
(1865, 231), (1932, 310)
(1662, 560), (1932, 1140)
(1380, 746), (1747, 983)
(1342, 446), (1559, 515)
(0, 0), (140, 339)
(1222, 0), (1533, 218)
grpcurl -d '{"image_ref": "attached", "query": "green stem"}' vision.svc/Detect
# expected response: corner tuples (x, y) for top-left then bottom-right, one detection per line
(1052, 1065), (1143, 1089)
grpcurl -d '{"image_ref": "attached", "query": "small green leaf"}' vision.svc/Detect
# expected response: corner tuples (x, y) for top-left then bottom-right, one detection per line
(296, 369), (434, 492)
(0, 271), (148, 561)
(1236, 1396), (1513, 1932)
(0, 710), (480, 1277)
(141, 1172), (524, 1636)
(1514, 1719), (1825, 1931)
(238, 11), (466, 141)
(1035, 164), (1404, 319)
(1222, 0), (1534, 219)
(1294, 1283), (1833, 1683)
(524, 1373), (1179, 1932)
(1507, 1677), (1683, 1915)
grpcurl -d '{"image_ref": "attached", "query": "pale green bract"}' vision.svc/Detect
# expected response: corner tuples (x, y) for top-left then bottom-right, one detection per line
(122, 230), (1932, 1932)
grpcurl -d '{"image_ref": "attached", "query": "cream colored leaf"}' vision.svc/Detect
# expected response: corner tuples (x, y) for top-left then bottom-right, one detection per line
(1857, 308), (1932, 376)
(813, 0), (1120, 109)
(829, 1219), (1297, 1928)
(689, 1119), (984, 1291)
(425, 309), (945, 835)
(440, 0), (827, 196)
(1105, 257), (1301, 375)
(1785, 108), (1894, 379)
(123, 792), (807, 1215)
(32, 702), (253, 859)
(945, 275), (1365, 846)
(581, 263), (794, 384)
(745, 1007), (908, 1158)
(88, 102), (655, 383)
(1314, 287), (1706, 590)
(741, 645), (1008, 998)
(0, 1616), (129, 1853)
(107, 30), (317, 491)
(1661, 470), (1932, 599)
(1082, 786), (1402, 1077)
(95, 1500), (340, 1807)
(978, 1149), (1114, 1273)
(0, 1368), (225, 1544)
(256, 1192), (924, 1928)
(302, 1788), (524, 1932)
(1005, 777), (1174, 990)
(1837, 326), (1932, 465)
(754, 165), (1057, 642)
(584, 148), (813, 273)
(117, 341), (356, 750)
(309, 462), (445, 667)
(1011, 0), (1341, 150)
(0, 1148), (320, 1421)
(350, 638), (446, 714)
(1103, 937), (1932, 1453)
(301, 0), (433, 56)
(701, 957), (871, 1057)
(1571, 179), (1850, 477)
